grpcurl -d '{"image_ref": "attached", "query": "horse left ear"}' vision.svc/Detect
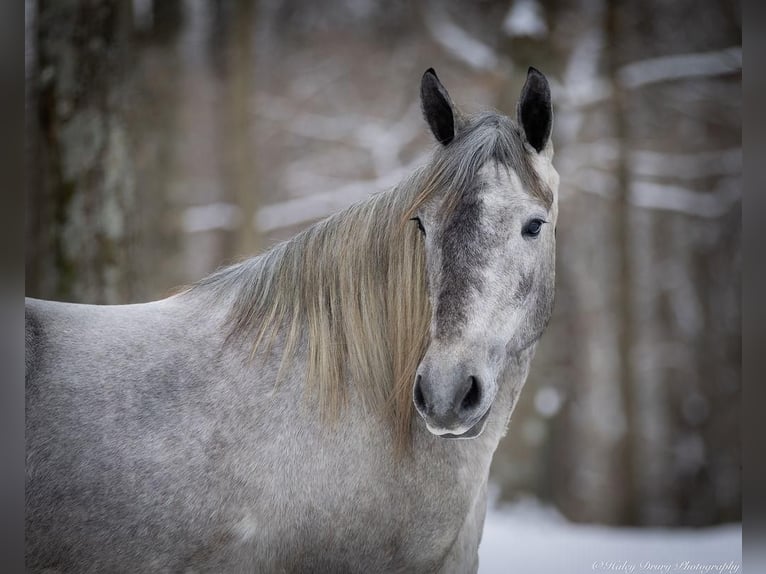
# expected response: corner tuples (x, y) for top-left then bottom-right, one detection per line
(421, 68), (458, 145)
(517, 67), (552, 153)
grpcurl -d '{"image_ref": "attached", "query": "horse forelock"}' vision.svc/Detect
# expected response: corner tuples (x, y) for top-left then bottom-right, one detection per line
(409, 111), (553, 218)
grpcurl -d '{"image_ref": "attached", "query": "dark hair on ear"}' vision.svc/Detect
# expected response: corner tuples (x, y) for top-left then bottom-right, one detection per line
(517, 66), (552, 153)
(420, 68), (457, 145)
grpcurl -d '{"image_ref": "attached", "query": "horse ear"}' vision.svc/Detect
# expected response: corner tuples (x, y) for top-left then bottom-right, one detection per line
(421, 68), (457, 145)
(517, 67), (552, 153)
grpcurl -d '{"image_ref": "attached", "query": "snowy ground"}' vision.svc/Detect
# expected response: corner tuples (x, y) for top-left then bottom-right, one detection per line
(479, 492), (741, 574)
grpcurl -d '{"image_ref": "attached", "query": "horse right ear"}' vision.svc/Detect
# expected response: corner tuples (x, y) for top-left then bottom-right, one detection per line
(517, 67), (553, 153)
(421, 68), (458, 145)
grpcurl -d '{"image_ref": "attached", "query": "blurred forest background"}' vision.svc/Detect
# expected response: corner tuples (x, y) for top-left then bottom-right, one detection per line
(25, 0), (741, 528)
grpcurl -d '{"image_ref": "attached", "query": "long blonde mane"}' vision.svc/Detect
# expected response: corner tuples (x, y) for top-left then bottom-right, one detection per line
(192, 112), (546, 453)
(194, 171), (432, 452)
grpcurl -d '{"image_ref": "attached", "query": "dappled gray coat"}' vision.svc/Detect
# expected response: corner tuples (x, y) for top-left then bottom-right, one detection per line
(25, 67), (558, 573)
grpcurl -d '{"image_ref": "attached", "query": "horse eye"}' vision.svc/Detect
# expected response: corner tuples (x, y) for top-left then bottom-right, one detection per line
(523, 218), (545, 238)
(410, 217), (426, 236)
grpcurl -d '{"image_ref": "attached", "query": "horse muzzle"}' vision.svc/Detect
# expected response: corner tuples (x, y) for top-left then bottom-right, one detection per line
(412, 366), (495, 439)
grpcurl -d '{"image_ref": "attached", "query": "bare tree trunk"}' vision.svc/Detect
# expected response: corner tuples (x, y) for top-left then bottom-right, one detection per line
(28, 0), (136, 303)
(126, 0), (185, 301)
(215, 0), (260, 258)
(606, 0), (638, 526)
(618, 0), (741, 526)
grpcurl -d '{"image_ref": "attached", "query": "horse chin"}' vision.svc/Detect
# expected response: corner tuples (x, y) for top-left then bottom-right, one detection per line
(438, 406), (492, 440)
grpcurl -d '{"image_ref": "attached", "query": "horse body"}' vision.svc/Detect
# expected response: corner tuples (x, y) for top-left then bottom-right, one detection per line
(26, 68), (557, 573)
(26, 294), (532, 573)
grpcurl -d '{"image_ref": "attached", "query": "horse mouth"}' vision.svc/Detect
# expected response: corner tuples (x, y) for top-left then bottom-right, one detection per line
(439, 406), (492, 440)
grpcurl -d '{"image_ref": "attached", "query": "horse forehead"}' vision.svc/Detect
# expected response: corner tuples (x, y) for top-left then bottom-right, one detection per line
(476, 162), (524, 209)
(482, 159), (558, 223)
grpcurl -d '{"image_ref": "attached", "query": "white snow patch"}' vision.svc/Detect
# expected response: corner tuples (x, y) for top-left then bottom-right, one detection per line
(479, 494), (741, 574)
(629, 179), (740, 219)
(502, 0), (548, 39)
(619, 47), (742, 89)
(254, 161), (420, 232)
(630, 148), (741, 180)
(423, 1), (499, 71)
(182, 202), (242, 233)
(534, 386), (563, 418)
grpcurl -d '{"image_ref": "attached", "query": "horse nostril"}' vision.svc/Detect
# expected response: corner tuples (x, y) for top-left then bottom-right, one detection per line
(460, 376), (482, 411)
(413, 375), (426, 412)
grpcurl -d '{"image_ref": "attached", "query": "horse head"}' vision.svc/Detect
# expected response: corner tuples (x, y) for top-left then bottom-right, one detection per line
(411, 68), (559, 438)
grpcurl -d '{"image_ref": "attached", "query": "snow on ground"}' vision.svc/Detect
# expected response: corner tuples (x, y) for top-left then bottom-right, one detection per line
(479, 493), (741, 574)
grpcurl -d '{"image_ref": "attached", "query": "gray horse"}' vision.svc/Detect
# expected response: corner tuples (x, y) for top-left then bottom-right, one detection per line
(26, 67), (558, 573)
